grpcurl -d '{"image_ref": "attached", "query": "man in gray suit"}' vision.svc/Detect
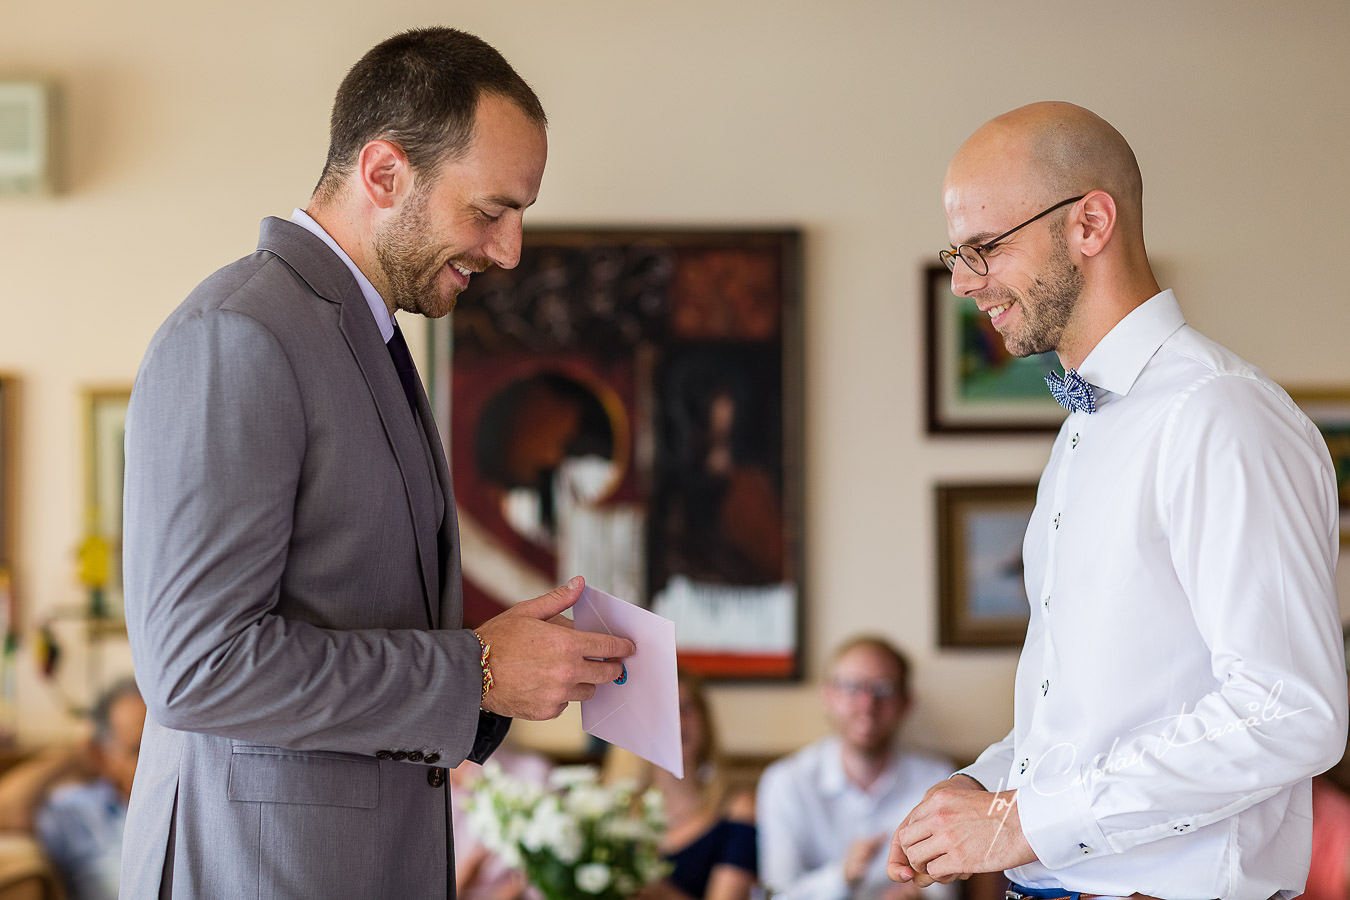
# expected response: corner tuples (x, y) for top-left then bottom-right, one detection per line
(121, 28), (633, 898)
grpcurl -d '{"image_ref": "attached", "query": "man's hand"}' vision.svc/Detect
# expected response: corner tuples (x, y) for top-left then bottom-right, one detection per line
(843, 834), (887, 887)
(888, 776), (1036, 886)
(474, 576), (634, 720)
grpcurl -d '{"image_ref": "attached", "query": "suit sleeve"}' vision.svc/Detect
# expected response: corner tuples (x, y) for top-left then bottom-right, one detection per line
(124, 307), (486, 765)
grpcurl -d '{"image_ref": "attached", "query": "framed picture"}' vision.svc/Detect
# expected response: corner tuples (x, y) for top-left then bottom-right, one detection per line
(1289, 388), (1350, 541)
(924, 266), (1066, 434)
(936, 482), (1037, 647)
(84, 389), (131, 617)
(430, 227), (804, 681)
(0, 376), (16, 631)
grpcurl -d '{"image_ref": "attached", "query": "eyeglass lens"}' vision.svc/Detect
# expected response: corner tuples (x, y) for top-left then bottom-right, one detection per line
(830, 679), (899, 700)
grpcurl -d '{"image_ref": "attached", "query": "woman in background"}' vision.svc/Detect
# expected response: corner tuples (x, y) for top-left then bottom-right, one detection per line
(612, 671), (758, 900)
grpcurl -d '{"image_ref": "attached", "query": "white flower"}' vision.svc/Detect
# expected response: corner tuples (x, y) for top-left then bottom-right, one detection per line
(464, 798), (508, 854)
(520, 796), (584, 863)
(549, 765), (600, 790)
(641, 787), (665, 819)
(601, 816), (648, 841)
(565, 783), (615, 820)
(575, 862), (612, 894)
(519, 796), (564, 851)
(468, 761), (665, 896)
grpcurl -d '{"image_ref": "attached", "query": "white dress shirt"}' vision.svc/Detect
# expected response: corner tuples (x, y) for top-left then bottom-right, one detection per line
(962, 291), (1347, 899)
(757, 737), (958, 900)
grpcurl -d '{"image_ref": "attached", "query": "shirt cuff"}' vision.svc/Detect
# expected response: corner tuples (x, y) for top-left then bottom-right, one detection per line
(1015, 769), (1112, 870)
(468, 711), (511, 765)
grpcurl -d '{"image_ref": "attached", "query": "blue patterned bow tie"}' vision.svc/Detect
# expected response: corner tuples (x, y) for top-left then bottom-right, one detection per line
(1045, 368), (1097, 414)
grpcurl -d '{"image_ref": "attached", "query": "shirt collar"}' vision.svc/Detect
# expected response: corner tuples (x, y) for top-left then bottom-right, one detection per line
(1076, 289), (1186, 399)
(820, 737), (905, 797)
(289, 208), (396, 342)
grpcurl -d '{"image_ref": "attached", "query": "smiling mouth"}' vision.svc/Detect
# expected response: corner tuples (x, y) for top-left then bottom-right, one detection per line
(451, 262), (473, 279)
(985, 299), (1013, 319)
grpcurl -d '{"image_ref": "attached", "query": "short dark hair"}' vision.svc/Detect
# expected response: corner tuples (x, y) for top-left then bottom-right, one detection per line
(89, 677), (142, 748)
(828, 634), (911, 699)
(312, 27), (547, 202)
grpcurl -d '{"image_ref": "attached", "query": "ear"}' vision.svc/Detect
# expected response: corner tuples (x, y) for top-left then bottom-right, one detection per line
(355, 139), (411, 211)
(1073, 189), (1117, 259)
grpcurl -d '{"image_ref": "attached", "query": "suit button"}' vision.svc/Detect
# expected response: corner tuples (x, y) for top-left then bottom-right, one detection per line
(375, 750), (393, 760)
(408, 751), (424, 762)
(424, 753), (441, 764)
(391, 751), (408, 761)
(428, 767), (446, 788)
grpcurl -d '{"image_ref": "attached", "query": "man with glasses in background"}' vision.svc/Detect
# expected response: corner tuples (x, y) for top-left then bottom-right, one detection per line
(758, 636), (1001, 899)
(888, 101), (1347, 899)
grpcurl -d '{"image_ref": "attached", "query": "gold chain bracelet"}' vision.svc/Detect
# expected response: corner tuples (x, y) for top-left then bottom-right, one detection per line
(473, 630), (494, 704)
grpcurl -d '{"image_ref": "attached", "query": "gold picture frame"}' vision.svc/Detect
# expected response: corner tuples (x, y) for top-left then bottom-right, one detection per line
(0, 376), (18, 631)
(83, 388), (131, 617)
(936, 482), (1037, 648)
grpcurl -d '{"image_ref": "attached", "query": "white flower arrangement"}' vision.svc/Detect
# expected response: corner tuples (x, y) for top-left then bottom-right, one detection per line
(465, 761), (671, 900)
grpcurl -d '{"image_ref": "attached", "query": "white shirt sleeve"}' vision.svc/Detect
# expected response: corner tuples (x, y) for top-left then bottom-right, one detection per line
(756, 761), (852, 900)
(959, 729), (1015, 793)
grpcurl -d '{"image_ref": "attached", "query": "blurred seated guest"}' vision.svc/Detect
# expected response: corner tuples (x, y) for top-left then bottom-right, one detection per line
(0, 679), (145, 900)
(757, 636), (1000, 900)
(613, 671), (757, 900)
(450, 743), (552, 900)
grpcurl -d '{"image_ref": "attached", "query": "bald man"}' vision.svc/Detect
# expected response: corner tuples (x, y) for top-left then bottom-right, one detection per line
(888, 102), (1347, 898)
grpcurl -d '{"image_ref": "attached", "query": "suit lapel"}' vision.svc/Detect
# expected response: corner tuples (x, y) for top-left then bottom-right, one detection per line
(257, 217), (446, 629)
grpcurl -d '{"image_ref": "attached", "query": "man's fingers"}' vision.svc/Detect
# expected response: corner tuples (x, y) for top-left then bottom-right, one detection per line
(516, 576), (587, 621)
(575, 630), (635, 662)
(887, 828), (917, 882)
(579, 656), (628, 685)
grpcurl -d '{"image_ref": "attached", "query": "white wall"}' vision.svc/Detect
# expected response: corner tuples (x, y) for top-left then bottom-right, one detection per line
(2, 0), (1347, 759)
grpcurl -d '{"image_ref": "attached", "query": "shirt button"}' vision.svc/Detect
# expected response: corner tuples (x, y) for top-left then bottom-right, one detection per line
(1042, 597), (1050, 611)
(427, 767), (447, 788)
(1019, 758), (1029, 774)
(1053, 513), (1061, 529)
(1071, 433), (1080, 449)
(1041, 679), (1050, 696)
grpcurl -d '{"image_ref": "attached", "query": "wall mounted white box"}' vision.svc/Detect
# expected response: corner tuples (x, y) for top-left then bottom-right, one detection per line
(0, 81), (57, 196)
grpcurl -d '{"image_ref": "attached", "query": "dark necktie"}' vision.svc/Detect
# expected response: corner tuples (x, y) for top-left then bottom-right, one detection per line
(1045, 368), (1097, 414)
(386, 322), (421, 416)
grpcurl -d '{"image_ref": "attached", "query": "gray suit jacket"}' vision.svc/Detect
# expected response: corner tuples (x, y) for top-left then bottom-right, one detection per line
(121, 218), (508, 898)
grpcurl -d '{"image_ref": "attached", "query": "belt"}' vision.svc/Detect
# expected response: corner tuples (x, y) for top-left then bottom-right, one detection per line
(1006, 883), (1166, 900)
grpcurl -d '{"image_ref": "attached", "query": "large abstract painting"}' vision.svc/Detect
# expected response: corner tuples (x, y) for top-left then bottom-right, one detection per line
(430, 228), (804, 680)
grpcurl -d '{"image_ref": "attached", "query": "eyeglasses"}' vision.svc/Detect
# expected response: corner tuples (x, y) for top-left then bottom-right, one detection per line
(939, 196), (1085, 276)
(828, 678), (902, 700)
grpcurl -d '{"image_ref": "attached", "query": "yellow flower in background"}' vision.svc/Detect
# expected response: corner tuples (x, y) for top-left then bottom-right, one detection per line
(76, 534), (110, 590)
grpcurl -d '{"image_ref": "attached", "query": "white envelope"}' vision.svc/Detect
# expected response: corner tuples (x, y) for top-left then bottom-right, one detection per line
(574, 585), (684, 778)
